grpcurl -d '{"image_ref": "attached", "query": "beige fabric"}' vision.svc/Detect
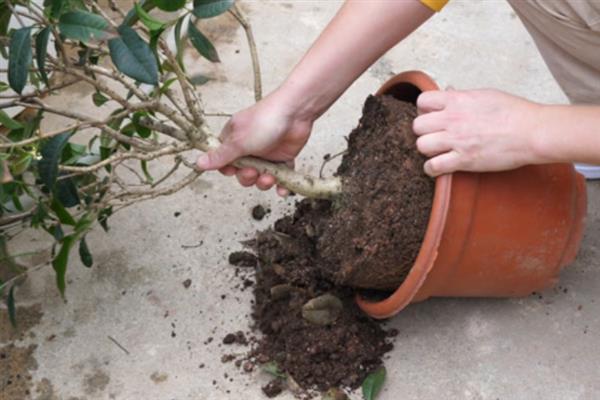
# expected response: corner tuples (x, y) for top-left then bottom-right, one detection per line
(507, 0), (600, 104)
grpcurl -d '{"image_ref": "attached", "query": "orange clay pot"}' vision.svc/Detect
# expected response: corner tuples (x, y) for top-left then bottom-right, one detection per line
(356, 71), (587, 319)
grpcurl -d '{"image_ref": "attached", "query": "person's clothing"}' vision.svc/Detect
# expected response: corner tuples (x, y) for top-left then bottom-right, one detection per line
(420, 0), (448, 12)
(420, 0), (600, 105)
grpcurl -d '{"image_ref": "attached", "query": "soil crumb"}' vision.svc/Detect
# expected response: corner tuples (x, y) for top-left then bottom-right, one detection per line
(229, 251), (258, 268)
(262, 379), (284, 398)
(222, 331), (247, 345)
(252, 205), (270, 221)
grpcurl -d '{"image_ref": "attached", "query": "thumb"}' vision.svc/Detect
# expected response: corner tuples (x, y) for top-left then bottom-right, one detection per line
(196, 143), (242, 171)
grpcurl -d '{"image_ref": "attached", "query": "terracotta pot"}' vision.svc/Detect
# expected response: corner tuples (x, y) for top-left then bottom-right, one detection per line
(356, 71), (587, 319)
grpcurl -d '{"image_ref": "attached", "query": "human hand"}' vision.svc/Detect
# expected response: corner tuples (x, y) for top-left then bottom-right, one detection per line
(413, 89), (546, 176)
(196, 90), (314, 196)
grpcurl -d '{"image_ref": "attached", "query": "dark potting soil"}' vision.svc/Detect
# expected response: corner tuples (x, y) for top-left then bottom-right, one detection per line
(319, 95), (434, 290)
(250, 199), (394, 393)
(231, 95), (433, 396)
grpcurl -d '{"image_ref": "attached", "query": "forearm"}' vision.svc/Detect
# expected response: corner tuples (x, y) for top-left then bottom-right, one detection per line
(277, 0), (434, 119)
(533, 105), (600, 165)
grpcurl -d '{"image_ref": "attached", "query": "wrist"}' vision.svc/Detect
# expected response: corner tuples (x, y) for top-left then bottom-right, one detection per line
(275, 77), (330, 121)
(528, 104), (560, 165)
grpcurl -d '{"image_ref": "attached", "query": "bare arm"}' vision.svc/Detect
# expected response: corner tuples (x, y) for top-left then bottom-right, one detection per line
(535, 104), (600, 165)
(281, 0), (434, 119)
(197, 0), (434, 194)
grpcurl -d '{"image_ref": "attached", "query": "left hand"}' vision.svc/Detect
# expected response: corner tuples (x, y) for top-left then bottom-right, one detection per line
(413, 89), (545, 176)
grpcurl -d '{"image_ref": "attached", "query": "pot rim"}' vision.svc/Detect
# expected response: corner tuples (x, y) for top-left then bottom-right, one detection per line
(355, 70), (453, 319)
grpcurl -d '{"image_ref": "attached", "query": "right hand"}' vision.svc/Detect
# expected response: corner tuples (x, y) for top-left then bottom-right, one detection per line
(196, 90), (314, 196)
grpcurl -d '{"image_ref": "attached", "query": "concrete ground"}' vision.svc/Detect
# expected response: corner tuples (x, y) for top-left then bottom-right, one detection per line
(2, 1), (599, 399)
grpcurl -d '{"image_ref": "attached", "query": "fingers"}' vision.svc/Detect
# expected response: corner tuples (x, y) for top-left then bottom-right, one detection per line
(197, 143), (242, 171)
(416, 133), (452, 157)
(256, 174), (276, 191)
(424, 150), (461, 177)
(219, 166), (237, 176)
(276, 185), (290, 197)
(236, 167), (258, 187)
(413, 111), (447, 136)
(416, 90), (451, 114)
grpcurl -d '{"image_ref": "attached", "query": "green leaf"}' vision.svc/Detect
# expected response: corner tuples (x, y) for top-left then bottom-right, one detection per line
(109, 25), (158, 85)
(92, 91), (109, 106)
(75, 213), (93, 233)
(50, 196), (76, 225)
(0, 2), (12, 39)
(192, 0), (234, 18)
(362, 367), (386, 400)
(55, 177), (80, 207)
(11, 191), (23, 211)
(61, 142), (86, 164)
(189, 73), (212, 86)
(151, 0), (186, 12)
(124, 0), (155, 26)
(38, 132), (71, 191)
(149, 26), (164, 53)
(35, 27), (51, 85)
(47, 223), (64, 241)
(188, 22), (219, 62)
(58, 11), (112, 44)
(31, 204), (49, 228)
(135, 2), (165, 31)
(78, 236), (93, 267)
(47, 0), (64, 19)
(132, 112), (151, 138)
(140, 160), (153, 182)
(52, 235), (75, 297)
(262, 361), (286, 379)
(7, 285), (16, 328)
(10, 153), (32, 176)
(173, 15), (186, 70)
(8, 27), (32, 94)
(45, 0), (87, 17)
(0, 110), (23, 130)
(0, 82), (9, 92)
(159, 77), (177, 94)
(97, 206), (112, 232)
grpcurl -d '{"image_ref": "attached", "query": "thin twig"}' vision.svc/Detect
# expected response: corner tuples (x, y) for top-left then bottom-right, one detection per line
(203, 112), (232, 117)
(119, 162), (147, 185)
(229, 4), (262, 102)
(0, 210), (34, 226)
(151, 157), (182, 188)
(319, 149), (348, 179)
(0, 78), (81, 101)
(58, 143), (190, 174)
(5, 0), (26, 28)
(107, 0), (127, 19)
(158, 41), (204, 130)
(109, 170), (201, 206)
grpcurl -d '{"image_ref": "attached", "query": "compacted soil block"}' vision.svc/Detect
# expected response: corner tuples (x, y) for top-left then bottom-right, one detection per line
(319, 94), (434, 290)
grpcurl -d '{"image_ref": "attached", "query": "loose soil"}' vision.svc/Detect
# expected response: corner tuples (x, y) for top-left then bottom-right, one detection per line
(230, 95), (433, 397)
